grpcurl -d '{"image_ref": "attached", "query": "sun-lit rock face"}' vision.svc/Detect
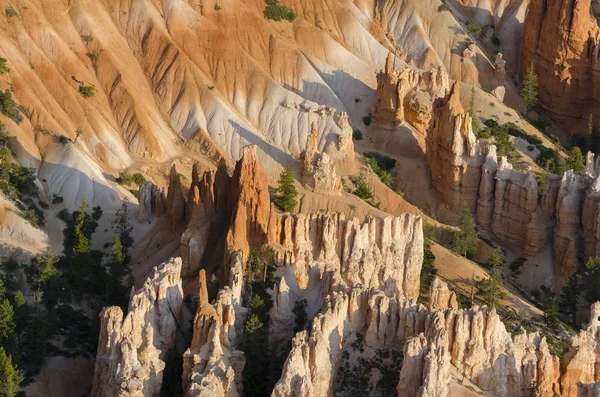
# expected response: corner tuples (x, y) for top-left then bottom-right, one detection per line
(91, 258), (184, 397)
(522, 0), (600, 130)
(301, 122), (342, 196)
(426, 83), (483, 213)
(371, 53), (449, 133)
(182, 254), (246, 397)
(267, 212), (424, 299)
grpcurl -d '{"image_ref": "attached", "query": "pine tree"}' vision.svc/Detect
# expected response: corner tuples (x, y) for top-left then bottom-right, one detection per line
(544, 297), (560, 326)
(560, 273), (580, 325)
(114, 203), (134, 249)
(549, 142), (566, 176)
(452, 202), (479, 258)
(478, 248), (505, 308)
(275, 166), (298, 212)
(74, 199), (90, 254)
(567, 146), (586, 174)
(245, 314), (264, 334)
(0, 347), (21, 397)
(521, 62), (539, 112)
(0, 299), (15, 343)
(590, 114), (598, 155)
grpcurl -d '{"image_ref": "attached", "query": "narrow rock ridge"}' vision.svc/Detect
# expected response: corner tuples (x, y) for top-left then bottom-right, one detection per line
(425, 82), (600, 283)
(182, 253), (246, 397)
(91, 258), (184, 397)
(267, 212), (424, 300)
(371, 53), (449, 133)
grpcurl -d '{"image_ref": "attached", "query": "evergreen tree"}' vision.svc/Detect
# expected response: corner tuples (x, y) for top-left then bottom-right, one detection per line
(566, 146), (586, 174)
(452, 203), (479, 258)
(521, 62), (539, 112)
(0, 347), (21, 397)
(560, 273), (580, 325)
(0, 299), (15, 343)
(275, 166), (298, 212)
(584, 256), (600, 304)
(549, 142), (566, 176)
(478, 248), (505, 308)
(0, 58), (9, 76)
(73, 199), (90, 254)
(590, 114), (598, 155)
(245, 314), (264, 334)
(544, 297), (560, 327)
(113, 203), (134, 250)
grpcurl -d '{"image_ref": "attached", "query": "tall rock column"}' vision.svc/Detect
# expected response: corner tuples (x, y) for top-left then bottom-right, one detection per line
(91, 258), (184, 397)
(426, 83), (483, 213)
(166, 165), (186, 231)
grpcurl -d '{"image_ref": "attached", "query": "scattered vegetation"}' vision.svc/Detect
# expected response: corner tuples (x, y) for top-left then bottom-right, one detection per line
(364, 152), (396, 188)
(468, 23), (483, 37)
(274, 166), (298, 212)
(0, 89), (27, 125)
(116, 170), (146, 187)
(0, 58), (10, 76)
(264, 0), (296, 22)
(452, 202), (479, 259)
(352, 129), (364, 140)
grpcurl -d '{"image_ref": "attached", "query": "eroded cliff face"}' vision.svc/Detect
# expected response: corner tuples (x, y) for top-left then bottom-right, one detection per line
(91, 258), (184, 397)
(371, 53), (449, 133)
(522, 0), (600, 128)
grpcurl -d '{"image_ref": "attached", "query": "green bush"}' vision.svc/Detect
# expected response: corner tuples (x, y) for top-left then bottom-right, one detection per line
(116, 171), (133, 186)
(214, 3), (221, 10)
(352, 129), (364, 140)
(0, 89), (25, 124)
(79, 85), (96, 98)
(5, 8), (18, 18)
(468, 23), (482, 37)
(364, 152), (396, 172)
(51, 196), (64, 205)
(264, 0), (296, 22)
(131, 173), (146, 186)
(437, 4), (449, 12)
(350, 173), (373, 200)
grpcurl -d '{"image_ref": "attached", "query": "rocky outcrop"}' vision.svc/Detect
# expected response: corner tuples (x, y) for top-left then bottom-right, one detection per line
(271, 287), (427, 397)
(267, 212), (424, 299)
(225, 145), (271, 276)
(494, 53), (506, 81)
(91, 258), (184, 397)
(554, 171), (589, 280)
(426, 83), (484, 213)
(182, 253), (246, 397)
(301, 122), (342, 196)
(561, 302), (600, 397)
(428, 277), (458, 311)
(137, 182), (166, 222)
(522, 0), (600, 128)
(371, 53), (449, 133)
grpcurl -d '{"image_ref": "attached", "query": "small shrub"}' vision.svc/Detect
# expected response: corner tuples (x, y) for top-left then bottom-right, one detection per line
(22, 208), (39, 228)
(437, 4), (449, 12)
(87, 52), (101, 66)
(208, 85), (215, 90)
(492, 36), (501, 46)
(509, 257), (527, 275)
(0, 58), (9, 76)
(468, 23), (483, 37)
(116, 170), (134, 186)
(38, 201), (49, 210)
(352, 129), (364, 140)
(349, 173), (373, 200)
(5, 8), (18, 18)
(264, 0), (296, 22)
(82, 35), (94, 44)
(132, 173), (146, 186)
(59, 135), (72, 144)
(364, 152), (396, 172)
(0, 89), (25, 124)
(362, 116), (372, 126)
(79, 85), (96, 98)
(214, 3), (221, 10)
(52, 196), (64, 205)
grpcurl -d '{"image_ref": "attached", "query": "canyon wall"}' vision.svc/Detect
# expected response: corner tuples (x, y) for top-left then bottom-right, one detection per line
(522, 0), (600, 129)
(425, 83), (600, 283)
